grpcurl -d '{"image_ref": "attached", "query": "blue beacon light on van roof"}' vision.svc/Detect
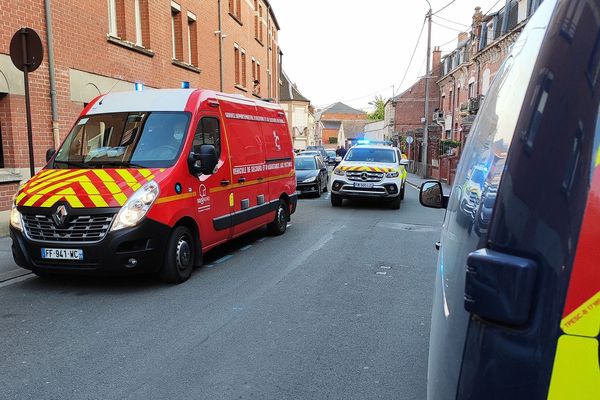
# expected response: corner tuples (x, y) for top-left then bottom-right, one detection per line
(357, 139), (371, 145)
(134, 82), (144, 92)
(181, 81), (190, 89)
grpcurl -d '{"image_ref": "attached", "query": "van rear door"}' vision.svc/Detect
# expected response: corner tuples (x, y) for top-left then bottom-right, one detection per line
(260, 107), (294, 203)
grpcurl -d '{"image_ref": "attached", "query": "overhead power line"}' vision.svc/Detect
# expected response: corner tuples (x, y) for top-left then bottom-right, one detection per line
(393, 17), (427, 98)
(433, 0), (457, 15)
(434, 14), (470, 28)
(432, 19), (467, 32)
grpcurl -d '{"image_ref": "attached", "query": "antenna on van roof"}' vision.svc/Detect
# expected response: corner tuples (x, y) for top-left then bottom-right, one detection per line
(261, 98), (276, 103)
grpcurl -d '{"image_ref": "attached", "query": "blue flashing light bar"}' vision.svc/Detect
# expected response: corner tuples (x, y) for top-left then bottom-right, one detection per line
(357, 139), (371, 145)
(181, 81), (190, 89)
(134, 82), (144, 92)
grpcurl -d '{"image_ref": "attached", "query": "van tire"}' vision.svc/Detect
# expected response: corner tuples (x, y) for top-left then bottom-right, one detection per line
(159, 226), (195, 284)
(400, 184), (405, 200)
(267, 200), (288, 236)
(331, 194), (343, 207)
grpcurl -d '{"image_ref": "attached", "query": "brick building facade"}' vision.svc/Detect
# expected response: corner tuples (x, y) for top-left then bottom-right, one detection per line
(0, 0), (281, 233)
(315, 102), (367, 149)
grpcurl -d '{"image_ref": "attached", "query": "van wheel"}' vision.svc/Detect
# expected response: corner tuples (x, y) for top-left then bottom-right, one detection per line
(159, 226), (195, 284)
(331, 194), (342, 207)
(267, 200), (288, 236)
(390, 196), (401, 210)
(400, 184), (405, 200)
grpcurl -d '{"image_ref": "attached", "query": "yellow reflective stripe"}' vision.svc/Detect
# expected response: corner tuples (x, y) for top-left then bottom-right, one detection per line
(27, 170), (89, 193)
(138, 169), (154, 181)
(40, 188), (85, 208)
(115, 169), (140, 191)
(155, 192), (197, 205)
(16, 192), (27, 205)
(93, 170), (128, 205)
(72, 175), (109, 208)
(596, 146), (600, 167)
(24, 194), (42, 207)
(561, 290), (600, 337)
(547, 335), (600, 400)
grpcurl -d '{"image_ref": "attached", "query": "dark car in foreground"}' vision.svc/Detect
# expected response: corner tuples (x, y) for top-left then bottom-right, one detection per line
(295, 155), (328, 197)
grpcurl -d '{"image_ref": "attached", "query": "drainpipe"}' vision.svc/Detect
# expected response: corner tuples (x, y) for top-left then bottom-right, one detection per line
(44, 0), (60, 149)
(266, 4), (271, 98)
(451, 75), (456, 141)
(217, 0), (223, 92)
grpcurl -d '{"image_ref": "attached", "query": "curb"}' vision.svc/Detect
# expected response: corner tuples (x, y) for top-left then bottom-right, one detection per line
(406, 180), (421, 190)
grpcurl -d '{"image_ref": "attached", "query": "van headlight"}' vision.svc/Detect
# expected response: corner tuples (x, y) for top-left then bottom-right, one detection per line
(10, 202), (22, 231)
(386, 171), (399, 178)
(334, 168), (345, 176)
(111, 180), (160, 231)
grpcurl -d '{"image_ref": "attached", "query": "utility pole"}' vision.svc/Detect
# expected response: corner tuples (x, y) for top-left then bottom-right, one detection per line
(423, 7), (432, 178)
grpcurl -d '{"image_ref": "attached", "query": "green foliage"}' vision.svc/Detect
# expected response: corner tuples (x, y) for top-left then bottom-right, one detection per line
(441, 139), (461, 148)
(329, 137), (338, 144)
(368, 95), (386, 121)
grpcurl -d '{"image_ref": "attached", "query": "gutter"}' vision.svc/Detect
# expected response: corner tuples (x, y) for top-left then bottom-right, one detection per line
(44, 0), (60, 149)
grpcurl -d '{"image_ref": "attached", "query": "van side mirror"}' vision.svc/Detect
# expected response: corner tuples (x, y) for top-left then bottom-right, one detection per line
(188, 144), (218, 175)
(400, 159), (409, 166)
(420, 180), (449, 209)
(46, 148), (56, 162)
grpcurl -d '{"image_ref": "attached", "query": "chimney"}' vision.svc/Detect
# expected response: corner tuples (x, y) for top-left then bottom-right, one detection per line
(472, 7), (484, 38)
(432, 47), (442, 79)
(458, 32), (469, 44)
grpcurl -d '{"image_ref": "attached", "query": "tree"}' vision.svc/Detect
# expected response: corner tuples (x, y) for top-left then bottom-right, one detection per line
(368, 95), (386, 121)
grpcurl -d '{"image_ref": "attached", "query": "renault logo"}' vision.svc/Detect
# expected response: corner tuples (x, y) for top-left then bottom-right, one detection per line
(52, 205), (69, 228)
(361, 172), (368, 181)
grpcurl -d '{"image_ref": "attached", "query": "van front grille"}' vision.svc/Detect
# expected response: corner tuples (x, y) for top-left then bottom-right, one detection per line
(346, 171), (384, 182)
(23, 214), (115, 243)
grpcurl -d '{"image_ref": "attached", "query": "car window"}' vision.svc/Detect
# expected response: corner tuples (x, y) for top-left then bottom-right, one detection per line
(295, 158), (316, 170)
(193, 117), (221, 159)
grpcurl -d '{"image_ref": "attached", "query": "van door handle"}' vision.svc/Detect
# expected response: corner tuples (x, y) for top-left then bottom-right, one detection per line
(220, 179), (230, 186)
(238, 177), (246, 183)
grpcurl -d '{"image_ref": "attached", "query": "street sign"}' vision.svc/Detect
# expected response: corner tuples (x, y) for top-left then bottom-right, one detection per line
(406, 136), (414, 144)
(9, 28), (44, 178)
(9, 28), (43, 73)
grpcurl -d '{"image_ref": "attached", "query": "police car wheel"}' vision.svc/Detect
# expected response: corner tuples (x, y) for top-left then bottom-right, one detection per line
(267, 200), (288, 236)
(331, 194), (342, 207)
(159, 226), (195, 284)
(390, 196), (401, 210)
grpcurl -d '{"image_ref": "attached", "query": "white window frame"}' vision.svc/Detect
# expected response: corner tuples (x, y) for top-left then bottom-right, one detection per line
(108, 0), (117, 36)
(187, 12), (196, 65)
(134, 0), (142, 46)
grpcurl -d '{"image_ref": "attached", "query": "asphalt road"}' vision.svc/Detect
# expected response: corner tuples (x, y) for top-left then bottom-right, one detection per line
(0, 185), (445, 400)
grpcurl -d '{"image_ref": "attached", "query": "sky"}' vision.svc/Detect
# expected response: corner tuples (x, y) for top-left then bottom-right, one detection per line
(269, 0), (504, 112)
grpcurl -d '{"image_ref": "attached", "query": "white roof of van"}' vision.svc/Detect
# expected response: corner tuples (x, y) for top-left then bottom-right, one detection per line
(86, 89), (283, 114)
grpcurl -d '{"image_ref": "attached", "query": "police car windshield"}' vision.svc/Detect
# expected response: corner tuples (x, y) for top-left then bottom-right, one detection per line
(53, 112), (190, 169)
(345, 148), (396, 163)
(295, 157), (317, 170)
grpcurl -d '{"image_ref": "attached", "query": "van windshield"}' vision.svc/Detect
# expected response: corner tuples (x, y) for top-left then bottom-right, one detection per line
(52, 112), (191, 169)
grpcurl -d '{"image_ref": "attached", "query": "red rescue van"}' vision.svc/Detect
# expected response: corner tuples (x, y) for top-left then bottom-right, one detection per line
(9, 89), (297, 283)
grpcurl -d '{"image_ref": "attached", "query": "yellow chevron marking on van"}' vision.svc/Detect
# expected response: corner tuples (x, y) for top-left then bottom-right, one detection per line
(115, 169), (142, 191)
(23, 194), (42, 207)
(93, 170), (128, 206)
(40, 188), (84, 208)
(138, 169), (155, 182)
(26, 169), (89, 193)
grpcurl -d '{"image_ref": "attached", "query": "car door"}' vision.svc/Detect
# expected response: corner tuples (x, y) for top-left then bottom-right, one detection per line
(192, 114), (232, 247)
(427, 3), (557, 399)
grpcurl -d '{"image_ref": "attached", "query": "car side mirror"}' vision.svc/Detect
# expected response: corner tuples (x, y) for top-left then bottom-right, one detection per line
(46, 148), (56, 162)
(188, 144), (218, 175)
(400, 159), (409, 166)
(420, 180), (449, 209)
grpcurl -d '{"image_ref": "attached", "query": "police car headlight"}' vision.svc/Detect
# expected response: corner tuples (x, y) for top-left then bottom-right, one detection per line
(111, 180), (160, 231)
(386, 171), (399, 178)
(334, 168), (345, 176)
(10, 202), (22, 231)
(303, 176), (316, 183)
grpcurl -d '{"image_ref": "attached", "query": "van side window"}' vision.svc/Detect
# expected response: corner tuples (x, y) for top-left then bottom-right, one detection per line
(194, 117), (221, 159)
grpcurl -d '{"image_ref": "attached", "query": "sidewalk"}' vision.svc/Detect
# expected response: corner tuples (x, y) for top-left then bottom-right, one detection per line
(405, 172), (452, 194)
(0, 236), (29, 282)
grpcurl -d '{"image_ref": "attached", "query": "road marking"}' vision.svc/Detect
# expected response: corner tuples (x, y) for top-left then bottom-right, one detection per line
(380, 266), (391, 270)
(215, 255), (233, 264)
(376, 221), (441, 232)
(376, 271), (387, 275)
(240, 245), (253, 252)
(0, 273), (34, 288)
(204, 264), (215, 268)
